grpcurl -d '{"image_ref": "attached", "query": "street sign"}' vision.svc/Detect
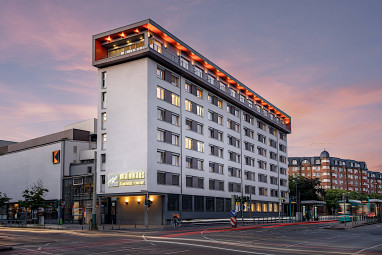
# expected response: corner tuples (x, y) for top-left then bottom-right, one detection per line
(61, 201), (65, 208)
(230, 210), (237, 217)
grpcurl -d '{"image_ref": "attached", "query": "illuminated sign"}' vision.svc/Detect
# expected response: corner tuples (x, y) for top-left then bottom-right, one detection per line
(53, 150), (60, 164)
(108, 172), (145, 187)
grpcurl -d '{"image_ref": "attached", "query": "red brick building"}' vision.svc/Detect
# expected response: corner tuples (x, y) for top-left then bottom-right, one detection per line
(288, 150), (382, 195)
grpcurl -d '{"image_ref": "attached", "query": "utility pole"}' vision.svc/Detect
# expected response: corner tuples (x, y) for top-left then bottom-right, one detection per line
(144, 191), (149, 228)
(91, 150), (98, 230)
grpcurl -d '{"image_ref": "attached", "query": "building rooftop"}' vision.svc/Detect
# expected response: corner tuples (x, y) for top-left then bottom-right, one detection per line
(92, 19), (291, 133)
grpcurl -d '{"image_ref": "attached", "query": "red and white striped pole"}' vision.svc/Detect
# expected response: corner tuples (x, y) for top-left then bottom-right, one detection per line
(230, 216), (237, 228)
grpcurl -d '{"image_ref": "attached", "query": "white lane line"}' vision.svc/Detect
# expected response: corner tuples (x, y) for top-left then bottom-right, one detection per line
(165, 250), (190, 254)
(351, 243), (382, 254)
(145, 239), (275, 255)
(201, 230), (213, 241)
(286, 242), (305, 248)
(16, 247), (54, 254)
(142, 234), (156, 246)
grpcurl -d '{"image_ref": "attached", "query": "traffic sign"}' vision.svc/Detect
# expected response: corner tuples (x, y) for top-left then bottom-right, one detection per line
(230, 210), (237, 217)
(61, 201), (65, 208)
(230, 216), (237, 228)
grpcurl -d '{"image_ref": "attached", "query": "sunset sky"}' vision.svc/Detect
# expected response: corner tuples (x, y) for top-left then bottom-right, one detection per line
(0, 0), (381, 171)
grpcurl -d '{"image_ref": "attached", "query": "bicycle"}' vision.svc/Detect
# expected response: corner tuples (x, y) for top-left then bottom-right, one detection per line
(171, 218), (181, 227)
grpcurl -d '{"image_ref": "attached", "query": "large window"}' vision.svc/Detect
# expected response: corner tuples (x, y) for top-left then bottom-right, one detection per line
(101, 72), (106, 88)
(168, 195), (179, 211)
(180, 57), (189, 69)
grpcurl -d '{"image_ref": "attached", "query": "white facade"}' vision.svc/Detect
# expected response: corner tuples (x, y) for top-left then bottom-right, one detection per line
(97, 58), (289, 205)
(0, 140), (93, 202)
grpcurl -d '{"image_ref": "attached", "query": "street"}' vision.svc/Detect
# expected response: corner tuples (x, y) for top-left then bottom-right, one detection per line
(1, 222), (382, 254)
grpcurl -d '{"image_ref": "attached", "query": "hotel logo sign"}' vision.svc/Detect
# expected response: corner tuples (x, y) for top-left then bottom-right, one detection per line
(53, 150), (60, 164)
(108, 172), (145, 187)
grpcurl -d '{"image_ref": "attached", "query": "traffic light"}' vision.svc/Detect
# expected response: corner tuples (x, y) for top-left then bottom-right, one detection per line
(145, 197), (153, 207)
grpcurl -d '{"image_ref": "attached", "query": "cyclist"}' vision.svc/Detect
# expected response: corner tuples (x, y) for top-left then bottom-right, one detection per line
(172, 213), (180, 227)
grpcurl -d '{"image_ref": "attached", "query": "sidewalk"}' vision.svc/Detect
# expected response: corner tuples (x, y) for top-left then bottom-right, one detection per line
(324, 220), (380, 230)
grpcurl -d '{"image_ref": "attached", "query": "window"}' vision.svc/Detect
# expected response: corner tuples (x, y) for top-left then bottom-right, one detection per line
(197, 141), (204, 152)
(180, 57), (189, 69)
(257, 121), (266, 131)
(172, 94), (180, 107)
(157, 150), (165, 163)
(229, 151), (240, 163)
(240, 95), (245, 103)
(270, 164), (278, 173)
(207, 74), (215, 85)
(229, 88), (236, 97)
(185, 100), (192, 112)
(172, 114), (179, 126)
(259, 187), (268, 196)
(228, 182), (241, 192)
(245, 156), (255, 167)
(244, 128), (254, 139)
(269, 139), (277, 148)
(209, 128), (223, 142)
(157, 87), (165, 100)
(219, 82), (226, 91)
(101, 112), (106, 129)
(196, 105), (204, 116)
(269, 127), (276, 136)
(245, 185), (256, 195)
(209, 162), (224, 174)
(258, 160), (267, 170)
(194, 66), (203, 77)
(270, 176), (278, 185)
(168, 195), (179, 211)
(270, 151), (278, 160)
(171, 75), (179, 86)
(101, 133), (107, 150)
(185, 83), (191, 93)
(209, 179), (224, 191)
(101, 92), (107, 108)
(243, 113), (254, 124)
(172, 154), (180, 166)
(257, 133), (266, 144)
(157, 108), (165, 121)
(186, 175), (204, 189)
(157, 171), (180, 186)
(244, 142), (254, 152)
(151, 39), (162, 53)
(185, 137), (193, 150)
(257, 146), (267, 157)
(186, 157), (204, 170)
(196, 88), (203, 99)
(101, 72), (106, 88)
(245, 171), (256, 181)
(228, 135), (240, 148)
(157, 67), (164, 80)
(172, 134), (179, 146)
(157, 129), (165, 142)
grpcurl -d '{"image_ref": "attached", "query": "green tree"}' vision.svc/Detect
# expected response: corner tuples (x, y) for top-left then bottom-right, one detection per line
(0, 192), (11, 207)
(19, 180), (49, 213)
(289, 175), (325, 201)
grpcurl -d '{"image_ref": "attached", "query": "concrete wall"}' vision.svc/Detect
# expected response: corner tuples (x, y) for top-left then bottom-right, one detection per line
(115, 195), (163, 225)
(97, 58), (149, 194)
(0, 142), (62, 202)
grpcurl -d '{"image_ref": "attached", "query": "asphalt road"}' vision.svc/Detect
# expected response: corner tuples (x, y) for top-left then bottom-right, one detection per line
(1, 222), (382, 254)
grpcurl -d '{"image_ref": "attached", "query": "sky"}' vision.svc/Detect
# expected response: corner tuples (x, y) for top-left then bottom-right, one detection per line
(0, 0), (381, 171)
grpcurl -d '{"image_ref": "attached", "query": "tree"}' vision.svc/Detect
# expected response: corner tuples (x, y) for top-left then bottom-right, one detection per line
(19, 180), (49, 212)
(0, 192), (11, 207)
(289, 175), (325, 201)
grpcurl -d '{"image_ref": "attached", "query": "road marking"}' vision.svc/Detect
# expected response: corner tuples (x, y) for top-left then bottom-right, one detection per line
(165, 250), (190, 254)
(351, 243), (382, 254)
(142, 234), (156, 246)
(286, 242), (305, 247)
(146, 239), (274, 255)
(16, 247), (54, 254)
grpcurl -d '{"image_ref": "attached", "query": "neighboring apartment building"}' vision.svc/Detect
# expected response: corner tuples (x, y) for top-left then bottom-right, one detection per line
(0, 119), (97, 223)
(93, 19), (292, 225)
(289, 150), (382, 195)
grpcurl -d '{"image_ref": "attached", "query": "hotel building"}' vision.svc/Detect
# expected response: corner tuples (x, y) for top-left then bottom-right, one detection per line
(289, 150), (382, 195)
(93, 19), (291, 225)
